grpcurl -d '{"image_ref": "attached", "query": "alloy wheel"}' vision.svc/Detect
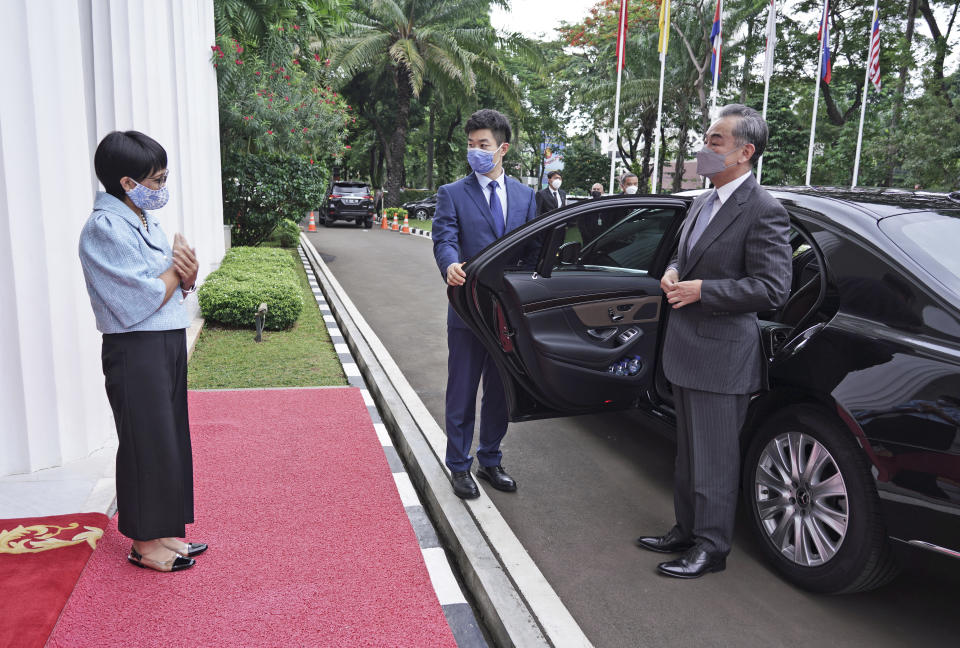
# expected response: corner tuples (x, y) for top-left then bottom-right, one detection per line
(754, 431), (849, 567)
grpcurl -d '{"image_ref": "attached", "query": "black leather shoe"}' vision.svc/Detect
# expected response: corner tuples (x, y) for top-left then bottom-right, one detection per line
(451, 470), (480, 499)
(128, 546), (195, 573)
(635, 527), (695, 554)
(476, 465), (517, 492)
(657, 545), (726, 579)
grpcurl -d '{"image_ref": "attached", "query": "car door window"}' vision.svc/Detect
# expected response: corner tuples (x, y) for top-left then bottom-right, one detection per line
(555, 207), (677, 275)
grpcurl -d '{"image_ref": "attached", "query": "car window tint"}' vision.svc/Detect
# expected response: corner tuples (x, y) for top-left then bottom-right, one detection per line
(555, 207), (676, 274)
(333, 185), (368, 194)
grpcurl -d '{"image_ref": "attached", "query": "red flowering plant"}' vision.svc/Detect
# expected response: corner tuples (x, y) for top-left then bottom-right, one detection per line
(212, 29), (350, 160)
(211, 25), (352, 243)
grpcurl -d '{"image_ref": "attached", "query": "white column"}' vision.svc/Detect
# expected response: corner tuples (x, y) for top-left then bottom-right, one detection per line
(0, 0), (222, 477)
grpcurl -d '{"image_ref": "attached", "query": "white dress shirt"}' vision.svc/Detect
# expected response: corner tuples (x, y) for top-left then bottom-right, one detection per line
(475, 170), (508, 226)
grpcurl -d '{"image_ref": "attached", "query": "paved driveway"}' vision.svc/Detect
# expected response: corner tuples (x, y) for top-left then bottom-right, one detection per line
(306, 225), (960, 647)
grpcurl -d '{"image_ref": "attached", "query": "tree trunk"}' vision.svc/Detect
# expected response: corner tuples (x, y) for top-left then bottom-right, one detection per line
(885, 0), (918, 186)
(385, 65), (412, 206)
(427, 99), (436, 190)
(739, 15), (757, 104)
(672, 100), (691, 194)
(640, 117), (654, 189)
(657, 120), (667, 193)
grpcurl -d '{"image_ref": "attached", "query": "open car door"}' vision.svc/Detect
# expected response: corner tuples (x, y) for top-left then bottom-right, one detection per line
(449, 196), (691, 421)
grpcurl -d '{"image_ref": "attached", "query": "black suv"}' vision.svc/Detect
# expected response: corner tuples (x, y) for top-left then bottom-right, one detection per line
(323, 181), (374, 228)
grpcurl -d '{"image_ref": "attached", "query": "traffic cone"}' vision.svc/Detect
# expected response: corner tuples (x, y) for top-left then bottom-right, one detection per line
(381, 212), (388, 229)
(307, 211), (317, 232)
(401, 214), (410, 234)
(391, 215), (399, 231)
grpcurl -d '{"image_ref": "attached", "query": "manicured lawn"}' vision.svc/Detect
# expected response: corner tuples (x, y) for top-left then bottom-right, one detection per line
(408, 217), (432, 231)
(188, 247), (347, 389)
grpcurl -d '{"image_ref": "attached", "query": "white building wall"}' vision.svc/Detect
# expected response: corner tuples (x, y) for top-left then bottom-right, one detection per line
(0, 0), (224, 477)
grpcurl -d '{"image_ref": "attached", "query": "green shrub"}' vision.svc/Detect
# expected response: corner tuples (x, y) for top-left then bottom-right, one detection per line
(270, 218), (301, 248)
(198, 247), (303, 330)
(384, 207), (408, 220)
(223, 151), (328, 246)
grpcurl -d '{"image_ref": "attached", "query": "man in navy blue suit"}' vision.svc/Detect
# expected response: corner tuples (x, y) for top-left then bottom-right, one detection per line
(432, 109), (538, 499)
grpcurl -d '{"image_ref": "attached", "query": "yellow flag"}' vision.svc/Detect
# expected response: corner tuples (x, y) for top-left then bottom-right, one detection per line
(658, 0), (671, 55)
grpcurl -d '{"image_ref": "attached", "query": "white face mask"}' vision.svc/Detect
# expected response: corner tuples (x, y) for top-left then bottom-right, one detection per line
(624, 185), (638, 195)
(550, 178), (562, 190)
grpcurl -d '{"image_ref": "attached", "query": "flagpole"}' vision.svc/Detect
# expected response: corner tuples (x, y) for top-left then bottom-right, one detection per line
(650, 0), (670, 193)
(757, 0), (776, 184)
(706, 0), (721, 189)
(852, 0), (879, 188)
(609, 1), (628, 195)
(806, 2), (827, 186)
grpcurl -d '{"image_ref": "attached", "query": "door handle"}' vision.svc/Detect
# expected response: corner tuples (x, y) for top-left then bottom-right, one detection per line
(608, 307), (623, 322)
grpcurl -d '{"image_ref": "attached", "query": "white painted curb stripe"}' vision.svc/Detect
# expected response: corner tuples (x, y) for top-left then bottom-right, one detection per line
(422, 547), (468, 606)
(392, 472), (420, 508)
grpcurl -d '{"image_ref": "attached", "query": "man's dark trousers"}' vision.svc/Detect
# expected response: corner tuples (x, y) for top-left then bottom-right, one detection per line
(445, 323), (508, 471)
(672, 385), (749, 555)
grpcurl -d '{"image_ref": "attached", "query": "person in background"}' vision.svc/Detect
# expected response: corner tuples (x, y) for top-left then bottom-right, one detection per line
(590, 183), (604, 199)
(79, 131), (206, 573)
(432, 109), (538, 500)
(535, 170), (567, 215)
(619, 172), (640, 194)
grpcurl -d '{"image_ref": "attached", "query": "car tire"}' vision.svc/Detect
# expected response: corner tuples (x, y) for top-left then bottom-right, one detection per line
(742, 405), (899, 594)
(363, 218), (373, 229)
(323, 215), (333, 227)
(415, 208), (428, 220)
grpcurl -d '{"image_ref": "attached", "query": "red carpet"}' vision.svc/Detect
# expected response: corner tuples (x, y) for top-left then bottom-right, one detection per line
(0, 512), (108, 648)
(49, 388), (456, 647)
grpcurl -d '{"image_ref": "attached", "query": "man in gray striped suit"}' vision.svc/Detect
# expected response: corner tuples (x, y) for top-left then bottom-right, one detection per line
(636, 104), (792, 578)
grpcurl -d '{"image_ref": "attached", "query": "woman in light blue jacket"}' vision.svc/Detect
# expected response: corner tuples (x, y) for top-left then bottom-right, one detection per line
(79, 131), (205, 573)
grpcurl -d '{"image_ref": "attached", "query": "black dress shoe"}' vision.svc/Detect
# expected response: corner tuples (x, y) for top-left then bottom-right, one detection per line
(451, 470), (480, 499)
(635, 527), (695, 554)
(476, 465), (517, 492)
(128, 546), (195, 573)
(657, 545), (726, 579)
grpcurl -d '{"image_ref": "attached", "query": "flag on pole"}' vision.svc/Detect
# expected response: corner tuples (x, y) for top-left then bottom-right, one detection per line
(867, 9), (881, 90)
(658, 0), (670, 58)
(762, 0), (777, 83)
(710, 0), (722, 82)
(818, 0), (832, 84)
(616, 0), (630, 71)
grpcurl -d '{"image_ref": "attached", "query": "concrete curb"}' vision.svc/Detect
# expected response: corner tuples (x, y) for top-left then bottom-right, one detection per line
(373, 215), (433, 240)
(300, 234), (592, 648)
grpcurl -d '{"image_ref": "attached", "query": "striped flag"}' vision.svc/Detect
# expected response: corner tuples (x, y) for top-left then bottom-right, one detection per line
(763, 0), (777, 83)
(818, 0), (832, 84)
(867, 8), (881, 90)
(615, 0), (630, 71)
(658, 0), (670, 59)
(710, 0), (722, 82)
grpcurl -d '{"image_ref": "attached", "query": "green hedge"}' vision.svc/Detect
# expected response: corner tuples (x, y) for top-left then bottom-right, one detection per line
(198, 247), (304, 330)
(270, 218), (301, 248)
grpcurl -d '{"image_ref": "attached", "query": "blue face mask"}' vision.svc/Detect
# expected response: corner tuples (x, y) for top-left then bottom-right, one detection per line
(467, 145), (502, 174)
(126, 180), (169, 210)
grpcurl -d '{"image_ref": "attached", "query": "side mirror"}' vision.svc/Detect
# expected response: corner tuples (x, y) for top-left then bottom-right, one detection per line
(557, 241), (582, 265)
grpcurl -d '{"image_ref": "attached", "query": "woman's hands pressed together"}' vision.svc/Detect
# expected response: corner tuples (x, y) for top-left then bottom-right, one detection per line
(172, 233), (198, 290)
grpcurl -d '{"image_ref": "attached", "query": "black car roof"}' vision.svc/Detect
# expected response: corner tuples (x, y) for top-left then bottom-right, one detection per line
(769, 187), (960, 220)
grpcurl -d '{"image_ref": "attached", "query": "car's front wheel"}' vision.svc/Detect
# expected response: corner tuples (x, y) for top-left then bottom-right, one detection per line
(743, 405), (899, 593)
(415, 208), (428, 220)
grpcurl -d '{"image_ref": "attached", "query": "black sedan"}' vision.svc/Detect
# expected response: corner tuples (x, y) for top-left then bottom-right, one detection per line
(403, 194), (438, 220)
(449, 187), (960, 594)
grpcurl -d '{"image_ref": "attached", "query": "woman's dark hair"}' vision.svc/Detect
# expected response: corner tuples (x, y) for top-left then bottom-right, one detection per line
(94, 131), (167, 199)
(464, 109), (512, 145)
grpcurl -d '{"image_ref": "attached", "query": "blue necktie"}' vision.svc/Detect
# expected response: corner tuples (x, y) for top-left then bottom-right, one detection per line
(686, 190), (718, 255)
(488, 180), (505, 237)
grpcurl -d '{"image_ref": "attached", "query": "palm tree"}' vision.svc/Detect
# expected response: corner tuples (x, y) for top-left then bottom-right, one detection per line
(331, 0), (519, 204)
